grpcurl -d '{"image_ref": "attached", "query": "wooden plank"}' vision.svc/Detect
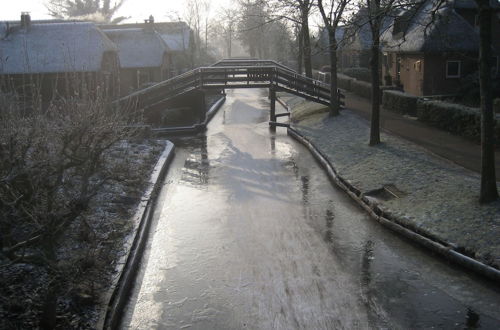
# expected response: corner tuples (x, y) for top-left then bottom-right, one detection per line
(269, 121), (290, 128)
(275, 112), (290, 117)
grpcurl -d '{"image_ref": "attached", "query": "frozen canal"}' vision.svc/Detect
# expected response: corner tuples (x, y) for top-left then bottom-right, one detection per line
(122, 89), (500, 329)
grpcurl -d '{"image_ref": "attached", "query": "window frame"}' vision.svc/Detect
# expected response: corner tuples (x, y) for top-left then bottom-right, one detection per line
(446, 60), (461, 78)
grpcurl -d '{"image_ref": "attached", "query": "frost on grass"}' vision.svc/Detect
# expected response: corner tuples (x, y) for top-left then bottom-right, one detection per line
(289, 98), (500, 269)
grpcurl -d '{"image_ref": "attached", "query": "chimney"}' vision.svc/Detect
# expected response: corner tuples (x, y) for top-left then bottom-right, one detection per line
(144, 15), (154, 32)
(21, 12), (31, 29)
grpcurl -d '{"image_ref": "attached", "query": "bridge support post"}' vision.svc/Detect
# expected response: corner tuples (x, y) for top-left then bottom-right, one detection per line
(198, 90), (207, 125)
(270, 87), (276, 123)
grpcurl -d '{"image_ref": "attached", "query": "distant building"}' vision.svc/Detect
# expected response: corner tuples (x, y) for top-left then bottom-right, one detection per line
(340, 8), (394, 70)
(312, 26), (345, 70)
(0, 14), (119, 101)
(0, 14), (195, 101)
(102, 21), (170, 94)
(381, 0), (500, 96)
(101, 19), (194, 82)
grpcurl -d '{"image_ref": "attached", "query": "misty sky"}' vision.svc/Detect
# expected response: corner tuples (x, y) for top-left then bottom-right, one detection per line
(1, 0), (233, 23)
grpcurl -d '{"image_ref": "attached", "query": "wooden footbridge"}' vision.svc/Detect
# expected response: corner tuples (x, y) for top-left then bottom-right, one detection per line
(116, 59), (341, 128)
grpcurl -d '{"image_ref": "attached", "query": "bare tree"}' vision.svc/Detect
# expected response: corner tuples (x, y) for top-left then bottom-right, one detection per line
(299, 0), (314, 77)
(237, 0), (269, 58)
(217, 8), (238, 57)
(317, 0), (351, 116)
(267, 0), (315, 77)
(45, 0), (127, 23)
(183, 0), (215, 65)
(349, 0), (407, 145)
(0, 89), (138, 266)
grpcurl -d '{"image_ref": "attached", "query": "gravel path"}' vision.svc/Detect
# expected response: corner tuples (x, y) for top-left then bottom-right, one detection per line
(281, 94), (500, 269)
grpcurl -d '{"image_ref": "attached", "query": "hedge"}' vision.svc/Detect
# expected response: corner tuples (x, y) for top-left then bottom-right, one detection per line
(342, 67), (372, 82)
(350, 79), (372, 99)
(337, 73), (355, 91)
(382, 90), (419, 116)
(417, 99), (500, 143)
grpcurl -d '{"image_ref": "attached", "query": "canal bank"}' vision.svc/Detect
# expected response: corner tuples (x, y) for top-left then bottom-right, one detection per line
(279, 93), (500, 278)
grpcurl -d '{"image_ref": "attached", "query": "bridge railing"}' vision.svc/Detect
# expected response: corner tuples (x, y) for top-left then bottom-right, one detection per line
(115, 64), (334, 110)
(212, 59), (297, 74)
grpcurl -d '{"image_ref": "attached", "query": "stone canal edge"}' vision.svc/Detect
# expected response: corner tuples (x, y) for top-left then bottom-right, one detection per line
(98, 141), (175, 330)
(99, 93), (227, 329)
(287, 127), (500, 283)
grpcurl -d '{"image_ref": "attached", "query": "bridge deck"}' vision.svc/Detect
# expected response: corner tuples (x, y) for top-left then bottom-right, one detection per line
(116, 60), (334, 110)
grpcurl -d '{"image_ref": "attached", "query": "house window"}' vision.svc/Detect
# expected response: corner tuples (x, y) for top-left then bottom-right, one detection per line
(446, 60), (461, 78)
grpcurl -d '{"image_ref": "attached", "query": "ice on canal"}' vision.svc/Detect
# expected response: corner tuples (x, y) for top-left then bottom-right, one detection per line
(122, 89), (500, 329)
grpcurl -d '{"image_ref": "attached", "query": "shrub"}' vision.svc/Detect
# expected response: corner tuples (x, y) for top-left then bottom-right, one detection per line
(417, 99), (500, 142)
(0, 92), (138, 264)
(382, 90), (419, 116)
(337, 73), (354, 91)
(0, 86), (141, 327)
(342, 67), (372, 82)
(351, 79), (372, 99)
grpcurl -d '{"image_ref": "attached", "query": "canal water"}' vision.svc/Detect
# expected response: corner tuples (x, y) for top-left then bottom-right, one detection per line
(122, 89), (500, 329)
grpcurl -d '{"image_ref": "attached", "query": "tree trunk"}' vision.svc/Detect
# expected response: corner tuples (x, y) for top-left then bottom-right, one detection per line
(328, 30), (339, 116)
(228, 28), (232, 58)
(369, 40), (381, 145)
(301, 6), (313, 78)
(298, 27), (304, 74)
(477, 0), (498, 203)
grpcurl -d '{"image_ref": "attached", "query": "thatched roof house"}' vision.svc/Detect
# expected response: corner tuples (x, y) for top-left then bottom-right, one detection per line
(102, 26), (171, 92)
(0, 14), (194, 98)
(340, 8), (394, 69)
(0, 16), (119, 100)
(101, 20), (193, 76)
(0, 20), (117, 74)
(381, 3), (480, 54)
(380, 0), (500, 96)
(103, 28), (169, 69)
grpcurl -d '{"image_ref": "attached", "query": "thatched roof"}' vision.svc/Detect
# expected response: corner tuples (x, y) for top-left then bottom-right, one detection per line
(103, 28), (168, 68)
(343, 8), (394, 51)
(0, 22), (116, 74)
(381, 0), (480, 53)
(101, 21), (191, 52)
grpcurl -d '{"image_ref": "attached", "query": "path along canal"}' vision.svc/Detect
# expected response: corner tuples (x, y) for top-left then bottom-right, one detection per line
(122, 89), (500, 329)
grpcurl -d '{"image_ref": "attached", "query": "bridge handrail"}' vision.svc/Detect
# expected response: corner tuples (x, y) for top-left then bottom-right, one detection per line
(212, 59), (296, 73)
(114, 63), (333, 108)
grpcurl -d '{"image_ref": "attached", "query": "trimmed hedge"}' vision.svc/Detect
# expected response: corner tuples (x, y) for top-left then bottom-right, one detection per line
(342, 67), (372, 82)
(337, 73), (355, 91)
(351, 79), (372, 99)
(417, 99), (500, 142)
(382, 90), (419, 116)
